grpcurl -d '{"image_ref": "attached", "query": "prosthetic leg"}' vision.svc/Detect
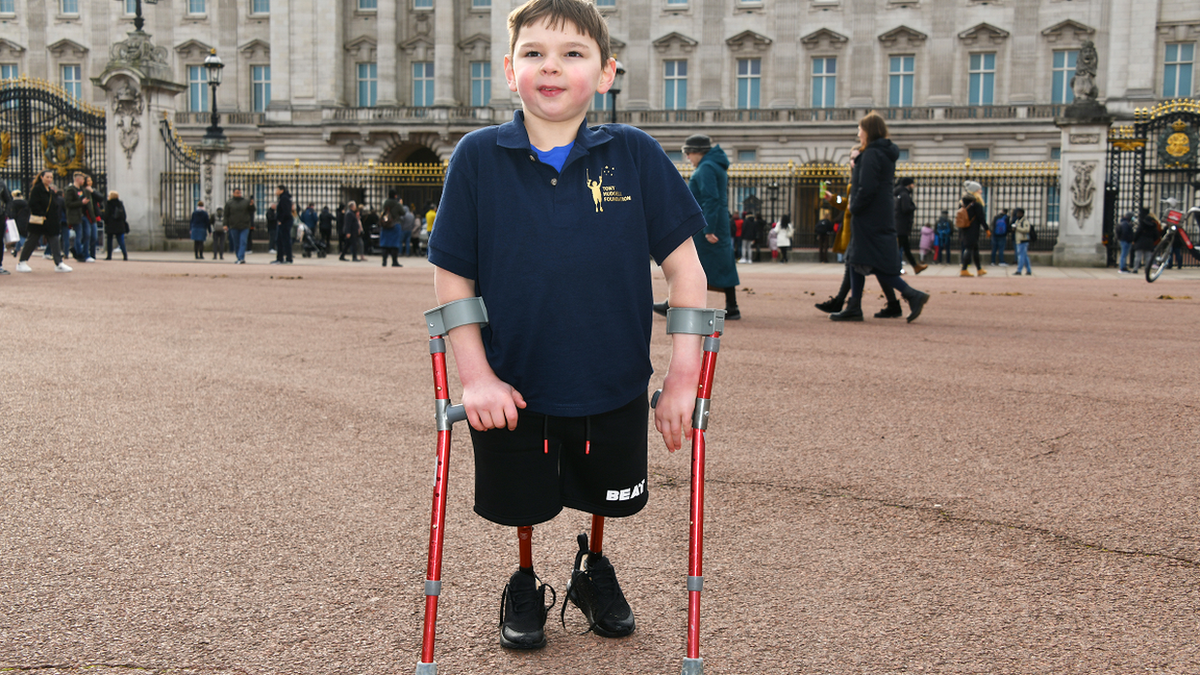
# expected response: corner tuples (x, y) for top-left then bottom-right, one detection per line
(417, 298), (489, 675)
(653, 307), (726, 675)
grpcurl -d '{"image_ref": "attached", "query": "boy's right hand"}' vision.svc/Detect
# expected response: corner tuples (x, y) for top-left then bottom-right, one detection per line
(462, 373), (526, 432)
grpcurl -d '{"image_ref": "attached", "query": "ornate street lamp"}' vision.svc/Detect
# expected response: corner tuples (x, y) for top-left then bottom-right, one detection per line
(609, 60), (625, 124)
(202, 48), (226, 144)
(119, 0), (159, 33)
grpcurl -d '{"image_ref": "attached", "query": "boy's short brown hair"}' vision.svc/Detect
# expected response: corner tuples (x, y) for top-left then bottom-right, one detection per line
(508, 0), (612, 66)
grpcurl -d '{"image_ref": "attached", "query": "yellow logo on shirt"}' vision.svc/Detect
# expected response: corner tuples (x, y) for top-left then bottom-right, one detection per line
(586, 166), (632, 213)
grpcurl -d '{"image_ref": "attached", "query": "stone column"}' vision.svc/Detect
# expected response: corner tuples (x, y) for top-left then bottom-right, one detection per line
(377, 0), (398, 106)
(1053, 121), (1110, 266)
(433, 0), (457, 106)
(94, 31), (186, 251)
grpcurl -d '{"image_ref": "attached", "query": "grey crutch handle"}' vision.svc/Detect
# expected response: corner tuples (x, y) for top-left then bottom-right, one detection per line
(424, 296), (489, 337)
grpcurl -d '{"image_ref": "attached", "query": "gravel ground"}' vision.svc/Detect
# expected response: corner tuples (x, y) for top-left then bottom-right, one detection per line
(2, 253), (1198, 675)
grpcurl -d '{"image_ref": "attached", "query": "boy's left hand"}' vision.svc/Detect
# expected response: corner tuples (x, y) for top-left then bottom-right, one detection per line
(654, 372), (696, 453)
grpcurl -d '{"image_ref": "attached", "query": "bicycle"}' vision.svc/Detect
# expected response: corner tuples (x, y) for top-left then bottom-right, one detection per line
(1146, 203), (1200, 283)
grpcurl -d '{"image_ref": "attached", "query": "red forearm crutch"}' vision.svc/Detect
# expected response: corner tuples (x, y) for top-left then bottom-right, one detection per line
(654, 307), (726, 675)
(417, 297), (489, 675)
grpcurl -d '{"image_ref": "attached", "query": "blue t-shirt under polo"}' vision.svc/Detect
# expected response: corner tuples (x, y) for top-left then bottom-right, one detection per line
(429, 111), (705, 417)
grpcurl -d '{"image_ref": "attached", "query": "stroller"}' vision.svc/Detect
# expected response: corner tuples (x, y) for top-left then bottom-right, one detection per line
(301, 229), (327, 258)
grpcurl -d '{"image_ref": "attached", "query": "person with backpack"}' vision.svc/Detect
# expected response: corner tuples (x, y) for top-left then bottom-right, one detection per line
(1116, 212), (1136, 273)
(990, 208), (1009, 266)
(958, 183), (988, 277)
(934, 210), (953, 264)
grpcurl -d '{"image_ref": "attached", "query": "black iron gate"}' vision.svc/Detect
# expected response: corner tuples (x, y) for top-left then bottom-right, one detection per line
(159, 117), (201, 239)
(0, 77), (107, 200)
(1107, 99), (1200, 268)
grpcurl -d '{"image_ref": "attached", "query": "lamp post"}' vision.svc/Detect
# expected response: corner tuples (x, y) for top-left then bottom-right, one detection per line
(609, 60), (625, 124)
(122, 0), (159, 33)
(202, 48), (226, 144)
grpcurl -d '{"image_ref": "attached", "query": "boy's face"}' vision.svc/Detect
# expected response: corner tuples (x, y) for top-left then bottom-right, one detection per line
(505, 17), (614, 128)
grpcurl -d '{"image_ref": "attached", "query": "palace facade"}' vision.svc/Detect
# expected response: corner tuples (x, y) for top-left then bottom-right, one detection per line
(1, 0), (1198, 166)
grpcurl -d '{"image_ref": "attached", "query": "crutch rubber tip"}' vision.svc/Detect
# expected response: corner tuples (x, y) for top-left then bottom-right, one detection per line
(415, 662), (437, 675)
(681, 657), (704, 675)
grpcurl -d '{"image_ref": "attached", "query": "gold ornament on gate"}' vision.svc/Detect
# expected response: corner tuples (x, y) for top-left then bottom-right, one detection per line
(1165, 119), (1189, 158)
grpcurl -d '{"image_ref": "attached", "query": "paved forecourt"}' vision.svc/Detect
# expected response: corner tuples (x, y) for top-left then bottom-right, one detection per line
(2, 251), (1197, 675)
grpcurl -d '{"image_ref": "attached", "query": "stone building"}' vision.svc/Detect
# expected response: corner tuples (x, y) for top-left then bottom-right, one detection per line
(1, 0), (1197, 165)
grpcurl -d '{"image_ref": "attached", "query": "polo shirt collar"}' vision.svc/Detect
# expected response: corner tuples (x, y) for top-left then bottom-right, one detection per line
(497, 110), (613, 159)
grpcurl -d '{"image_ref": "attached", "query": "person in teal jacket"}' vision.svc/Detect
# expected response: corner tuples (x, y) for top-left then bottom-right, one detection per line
(654, 134), (741, 319)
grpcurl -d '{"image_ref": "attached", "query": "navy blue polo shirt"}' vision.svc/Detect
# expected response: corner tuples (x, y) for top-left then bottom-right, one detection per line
(429, 111), (705, 417)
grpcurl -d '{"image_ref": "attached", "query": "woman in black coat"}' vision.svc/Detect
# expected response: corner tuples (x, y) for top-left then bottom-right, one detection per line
(16, 170), (70, 272)
(959, 187), (988, 276)
(832, 113), (929, 323)
(1131, 208), (1160, 273)
(105, 191), (130, 260)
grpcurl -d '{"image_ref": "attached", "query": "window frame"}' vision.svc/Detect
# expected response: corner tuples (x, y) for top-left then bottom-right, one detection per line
(968, 52), (995, 106)
(811, 56), (837, 109)
(664, 59), (688, 110)
(470, 60), (491, 107)
(187, 0), (206, 15)
(1163, 43), (1195, 99)
(251, 64), (271, 113)
(61, 64), (83, 100)
(412, 61), (434, 107)
(736, 57), (761, 109)
(250, 0), (269, 15)
(1051, 49), (1077, 105)
(187, 64), (209, 112)
(60, 0), (79, 15)
(357, 62), (378, 108)
(0, 0), (15, 14)
(888, 54), (915, 108)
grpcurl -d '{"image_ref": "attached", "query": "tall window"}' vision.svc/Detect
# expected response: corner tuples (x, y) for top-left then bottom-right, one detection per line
(1051, 50), (1077, 104)
(357, 62), (377, 107)
(124, 0), (137, 14)
(888, 55), (914, 107)
(471, 0), (491, 6)
(251, 0), (269, 13)
(61, 65), (82, 99)
(414, 0), (432, 7)
(0, 0), (14, 12)
(664, 59), (687, 110)
(470, 61), (491, 107)
(736, 58), (761, 109)
(252, 65), (271, 112)
(968, 148), (990, 162)
(1164, 43), (1195, 98)
(595, 0), (615, 5)
(188, 65), (208, 112)
(969, 52), (995, 106)
(187, 0), (205, 13)
(60, 0), (78, 14)
(358, 0), (377, 8)
(1, 63), (17, 79)
(413, 61), (434, 107)
(812, 57), (836, 108)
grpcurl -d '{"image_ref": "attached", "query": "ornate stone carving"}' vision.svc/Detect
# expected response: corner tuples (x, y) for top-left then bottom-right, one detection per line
(1071, 40), (1099, 102)
(113, 80), (143, 168)
(1070, 161), (1096, 228)
(109, 31), (172, 82)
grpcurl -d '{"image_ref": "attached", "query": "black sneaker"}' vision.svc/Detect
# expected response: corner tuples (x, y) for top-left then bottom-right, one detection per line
(499, 569), (555, 650)
(562, 533), (636, 638)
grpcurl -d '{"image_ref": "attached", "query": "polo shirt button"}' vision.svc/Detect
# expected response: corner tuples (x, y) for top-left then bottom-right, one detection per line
(529, 154), (536, 161)
(551, 178), (558, 186)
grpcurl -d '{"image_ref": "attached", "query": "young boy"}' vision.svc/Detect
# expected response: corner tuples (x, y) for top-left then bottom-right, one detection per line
(428, 0), (709, 652)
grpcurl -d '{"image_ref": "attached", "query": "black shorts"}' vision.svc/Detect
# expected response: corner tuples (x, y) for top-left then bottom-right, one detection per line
(470, 394), (649, 527)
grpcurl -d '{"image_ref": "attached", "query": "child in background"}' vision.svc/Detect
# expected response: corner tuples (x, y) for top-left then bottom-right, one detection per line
(918, 222), (935, 263)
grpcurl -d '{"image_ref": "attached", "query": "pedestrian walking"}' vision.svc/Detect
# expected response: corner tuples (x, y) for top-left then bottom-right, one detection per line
(1012, 207), (1032, 275)
(773, 215), (793, 263)
(379, 191), (404, 267)
(958, 183), (988, 277)
(273, 185), (294, 264)
(1117, 211), (1135, 273)
(15, 170), (71, 273)
(830, 112), (929, 322)
(103, 191), (130, 261)
(224, 187), (255, 264)
(894, 176), (925, 273)
(990, 208), (1009, 266)
(934, 210), (952, 264)
(816, 208), (834, 263)
(341, 201), (363, 261)
(190, 202), (211, 259)
(1131, 208), (1160, 273)
(918, 222), (934, 263)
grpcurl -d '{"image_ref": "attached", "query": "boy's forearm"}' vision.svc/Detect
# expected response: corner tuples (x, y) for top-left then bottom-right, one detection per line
(433, 266), (495, 387)
(661, 238), (708, 382)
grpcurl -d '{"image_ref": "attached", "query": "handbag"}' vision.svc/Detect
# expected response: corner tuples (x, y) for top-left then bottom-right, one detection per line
(28, 214), (45, 225)
(4, 218), (18, 244)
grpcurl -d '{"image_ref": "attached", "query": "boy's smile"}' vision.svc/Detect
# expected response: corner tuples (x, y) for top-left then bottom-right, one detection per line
(505, 17), (615, 143)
